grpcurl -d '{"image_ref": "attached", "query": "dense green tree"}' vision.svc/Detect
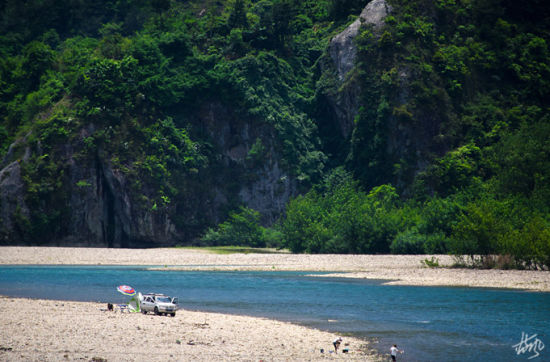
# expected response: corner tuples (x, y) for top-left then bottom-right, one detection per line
(329, 0), (366, 21)
(494, 119), (550, 202)
(228, 0), (249, 29)
(281, 174), (405, 254)
(201, 206), (267, 247)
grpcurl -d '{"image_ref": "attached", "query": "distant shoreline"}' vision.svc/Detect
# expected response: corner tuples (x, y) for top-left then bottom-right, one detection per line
(1, 247), (549, 291)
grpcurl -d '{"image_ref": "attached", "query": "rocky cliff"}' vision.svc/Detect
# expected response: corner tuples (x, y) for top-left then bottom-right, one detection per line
(0, 99), (297, 246)
(325, 0), (435, 189)
(330, 0), (392, 82)
(325, 0), (392, 139)
(0, 0), (391, 247)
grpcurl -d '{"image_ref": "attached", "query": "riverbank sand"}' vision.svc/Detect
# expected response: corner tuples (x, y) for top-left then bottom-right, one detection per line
(0, 296), (380, 361)
(1, 247), (549, 291)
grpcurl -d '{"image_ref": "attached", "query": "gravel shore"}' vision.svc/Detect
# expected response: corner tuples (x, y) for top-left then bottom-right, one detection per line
(0, 296), (379, 361)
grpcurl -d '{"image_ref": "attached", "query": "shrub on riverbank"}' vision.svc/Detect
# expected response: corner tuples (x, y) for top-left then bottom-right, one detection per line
(275, 169), (549, 270)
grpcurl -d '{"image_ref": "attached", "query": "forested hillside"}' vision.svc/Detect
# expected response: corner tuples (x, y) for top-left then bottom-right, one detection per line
(1, 0), (549, 268)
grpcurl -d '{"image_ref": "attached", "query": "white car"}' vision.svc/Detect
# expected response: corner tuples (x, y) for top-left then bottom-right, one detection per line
(140, 293), (178, 317)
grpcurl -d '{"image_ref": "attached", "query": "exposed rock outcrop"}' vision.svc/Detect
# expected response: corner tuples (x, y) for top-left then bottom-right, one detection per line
(0, 100), (298, 246)
(326, 0), (392, 138)
(0, 161), (29, 242)
(330, 0), (392, 81)
(63, 153), (135, 247)
(194, 101), (296, 225)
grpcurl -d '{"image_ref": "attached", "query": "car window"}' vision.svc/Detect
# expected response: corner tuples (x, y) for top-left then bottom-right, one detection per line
(157, 297), (171, 303)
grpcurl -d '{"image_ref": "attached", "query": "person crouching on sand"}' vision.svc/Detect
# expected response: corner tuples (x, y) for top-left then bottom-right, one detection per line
(333, 337), (342, 353)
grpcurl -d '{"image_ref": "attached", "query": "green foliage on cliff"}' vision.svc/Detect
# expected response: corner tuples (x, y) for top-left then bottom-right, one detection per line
(276, 0), (550, 269)
(1, 0), (549, 267)
(0, 0), (339, 243)
(350, 0), (550, 192)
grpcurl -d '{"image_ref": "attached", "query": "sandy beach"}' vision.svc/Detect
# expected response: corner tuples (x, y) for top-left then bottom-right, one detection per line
(0, 296), (379, 361)
(0, 247), (549, 361)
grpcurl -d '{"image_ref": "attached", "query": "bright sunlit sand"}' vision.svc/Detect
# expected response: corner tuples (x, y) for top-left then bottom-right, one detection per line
(0, 296), (381, 361)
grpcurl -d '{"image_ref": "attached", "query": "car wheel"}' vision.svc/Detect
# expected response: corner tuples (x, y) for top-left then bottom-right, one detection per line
(154, 307), (160, 315)
(142, 309), (147, 314)
(170, 313), (176, 317)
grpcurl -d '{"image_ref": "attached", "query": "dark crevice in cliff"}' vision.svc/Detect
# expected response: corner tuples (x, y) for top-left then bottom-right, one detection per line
(104, 177), (115, 248)
(96, 155), (110, 247)
(316, 96), (349, 168)
(96, 155), (129, 248)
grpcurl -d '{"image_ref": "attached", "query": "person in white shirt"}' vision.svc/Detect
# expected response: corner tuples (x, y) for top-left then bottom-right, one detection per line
(333, 337), (342, 353)
(390, 344), (401, 361)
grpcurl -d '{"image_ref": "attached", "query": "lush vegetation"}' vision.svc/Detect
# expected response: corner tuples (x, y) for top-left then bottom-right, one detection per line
(273, 0), (550, 269)
(194, 0), (550, 269)
(279, 0), (549, 269)
(0, 0), (336, 242)
(1, 0), (549, 268)
(201, 206), (282, 248)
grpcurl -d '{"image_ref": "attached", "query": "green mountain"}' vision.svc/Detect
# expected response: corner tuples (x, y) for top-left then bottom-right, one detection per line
(0, 0), (549, 267)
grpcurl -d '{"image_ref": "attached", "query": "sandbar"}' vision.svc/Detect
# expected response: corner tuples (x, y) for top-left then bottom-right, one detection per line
(1, 247), (549, 291)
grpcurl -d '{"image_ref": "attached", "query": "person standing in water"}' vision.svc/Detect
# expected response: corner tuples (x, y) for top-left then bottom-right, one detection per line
(390, 344), (402, 361)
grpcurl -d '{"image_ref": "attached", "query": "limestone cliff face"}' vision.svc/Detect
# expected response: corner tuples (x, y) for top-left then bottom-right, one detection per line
(64, 153), (186, 247)
(0, 161), (29, 241)
(326, 0), (439, 189)
(0, 135), (177, 246)
(330, 0), (392, 81)
(0, 101), (297, 246)
(62, 148), (147, 247)
(326, 0), (392, 138)
(0, 135), (31, 244)
(193, 101), (296, 225)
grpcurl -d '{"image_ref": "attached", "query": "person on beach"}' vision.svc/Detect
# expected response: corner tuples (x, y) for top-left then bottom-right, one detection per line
(390, 344), (402, 361)
(333, 337), (342, 353)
